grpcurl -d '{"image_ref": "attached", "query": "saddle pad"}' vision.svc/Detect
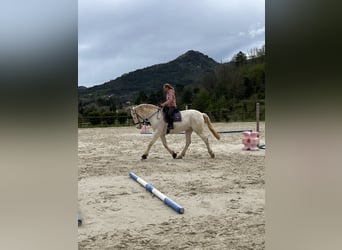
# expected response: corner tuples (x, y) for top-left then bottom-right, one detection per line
(173, 111), (182, 122)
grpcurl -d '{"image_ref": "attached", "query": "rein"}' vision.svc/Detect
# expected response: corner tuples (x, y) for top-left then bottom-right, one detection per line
(132, 107), (161, 126)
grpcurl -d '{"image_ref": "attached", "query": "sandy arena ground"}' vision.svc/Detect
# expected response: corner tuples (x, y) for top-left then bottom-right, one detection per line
(78, 122), (265, 249)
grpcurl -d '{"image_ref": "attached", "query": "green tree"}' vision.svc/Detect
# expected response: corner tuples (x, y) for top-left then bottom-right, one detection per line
(83, 103), (99, 115)
(232, 51), (247, 67)
(182, 88), (193, 104)
(192, 88), (210, 112)
(135, 91), (148, 104)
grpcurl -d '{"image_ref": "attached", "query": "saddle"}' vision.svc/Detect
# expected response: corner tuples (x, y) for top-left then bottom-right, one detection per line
(162, 107), (182, 122)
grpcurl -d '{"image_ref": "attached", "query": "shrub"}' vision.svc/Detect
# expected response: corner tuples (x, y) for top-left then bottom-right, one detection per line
(88, 111), (101, 125)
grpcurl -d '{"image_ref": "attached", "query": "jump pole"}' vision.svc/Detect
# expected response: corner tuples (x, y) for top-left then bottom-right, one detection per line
(78, 211), (82, 226)
(256, 102), (260, 133)
(255, 102), (265, 149)
(129, 172), (184, 214)
(177, 129), (252, 135)
(218, 129), (252, 134)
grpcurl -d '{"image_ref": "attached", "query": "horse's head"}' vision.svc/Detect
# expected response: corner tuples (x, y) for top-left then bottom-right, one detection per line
(130, 104), (160, 129)
(130, 107), (143, 129)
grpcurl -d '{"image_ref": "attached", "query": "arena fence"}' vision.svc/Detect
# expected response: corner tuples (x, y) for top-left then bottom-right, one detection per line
(78, 104), (265, 128)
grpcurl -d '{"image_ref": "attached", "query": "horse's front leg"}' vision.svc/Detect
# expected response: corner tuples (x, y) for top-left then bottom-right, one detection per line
(160, 135), (177, 159)
(142, 134), (160, 160)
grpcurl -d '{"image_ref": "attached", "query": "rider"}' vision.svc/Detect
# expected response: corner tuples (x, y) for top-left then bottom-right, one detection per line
(160, 83), (177, 133)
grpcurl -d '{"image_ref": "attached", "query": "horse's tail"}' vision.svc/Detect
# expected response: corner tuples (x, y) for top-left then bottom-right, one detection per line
(203, 113), (221, 140)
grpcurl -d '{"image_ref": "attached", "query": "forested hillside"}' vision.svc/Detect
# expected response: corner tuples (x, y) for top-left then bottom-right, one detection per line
(182, 47), (265, 121)
(78, 50), (218, 108)
(78, 45), (265, 126)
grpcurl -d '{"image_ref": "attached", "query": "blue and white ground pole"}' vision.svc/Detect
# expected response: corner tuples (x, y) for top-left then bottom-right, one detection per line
(129, 172), (184, 214)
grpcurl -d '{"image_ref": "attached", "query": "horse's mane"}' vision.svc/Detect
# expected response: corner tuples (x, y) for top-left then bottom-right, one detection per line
(136, 103), (158, 108)
(133, 104), (160, 116)
(135, 103), (159, 110)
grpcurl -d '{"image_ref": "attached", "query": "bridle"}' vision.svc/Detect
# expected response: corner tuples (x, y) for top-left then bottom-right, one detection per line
(131, 107), (161, 127)
(131, 108), (147, 126)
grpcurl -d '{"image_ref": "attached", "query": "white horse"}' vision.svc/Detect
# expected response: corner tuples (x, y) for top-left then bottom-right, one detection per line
(130, 104), (220, 159)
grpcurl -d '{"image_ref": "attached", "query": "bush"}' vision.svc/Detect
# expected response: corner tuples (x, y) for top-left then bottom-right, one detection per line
(88, 111), (101, 125)
(117, 111), (129, 124)
(102, 111), (116, 125)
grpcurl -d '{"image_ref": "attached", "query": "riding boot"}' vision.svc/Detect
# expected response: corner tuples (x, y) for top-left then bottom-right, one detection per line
(168, 122), (174, 129)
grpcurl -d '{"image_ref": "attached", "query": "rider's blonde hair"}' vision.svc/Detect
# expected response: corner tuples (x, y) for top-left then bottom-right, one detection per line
(163, 83), (174, 89)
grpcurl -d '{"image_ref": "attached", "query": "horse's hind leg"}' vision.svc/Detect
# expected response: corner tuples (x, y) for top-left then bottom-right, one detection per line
(195, 131), (215, 158)
(160, 135), (177, 159)
(178, 128), (193, 159)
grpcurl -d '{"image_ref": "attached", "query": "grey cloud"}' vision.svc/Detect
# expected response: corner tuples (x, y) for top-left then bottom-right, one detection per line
(78, 0), (265, 87)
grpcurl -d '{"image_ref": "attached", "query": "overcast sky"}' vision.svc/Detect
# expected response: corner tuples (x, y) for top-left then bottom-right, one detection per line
(78, 0), (265, 87)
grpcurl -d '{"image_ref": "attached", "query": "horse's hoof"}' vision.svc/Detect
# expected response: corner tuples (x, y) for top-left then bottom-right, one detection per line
(142, 154), (147, 160)
(210, 153), (215, 158)
(172, 152), (177, 159)
(177, 155), (183, 159)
